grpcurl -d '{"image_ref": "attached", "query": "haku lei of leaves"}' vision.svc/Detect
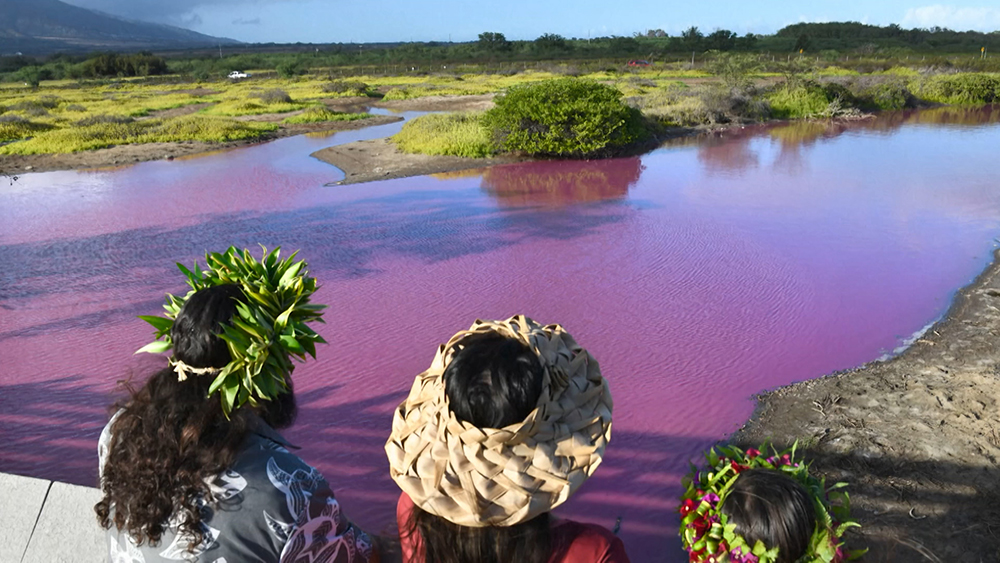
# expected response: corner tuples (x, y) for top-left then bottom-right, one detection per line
(678, 442), (866, 563)
(136, 246), (326, 416)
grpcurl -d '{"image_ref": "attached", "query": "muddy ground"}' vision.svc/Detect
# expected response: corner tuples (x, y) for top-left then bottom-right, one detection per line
(731, 250), (1000, 561)
(310, 137), (521, 185)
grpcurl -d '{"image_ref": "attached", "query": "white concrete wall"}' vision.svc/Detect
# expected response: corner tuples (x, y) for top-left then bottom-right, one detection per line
(0, 473), (105, 563)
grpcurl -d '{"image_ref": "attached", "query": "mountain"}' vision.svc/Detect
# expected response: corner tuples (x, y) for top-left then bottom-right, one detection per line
(0, 0), (239, 55)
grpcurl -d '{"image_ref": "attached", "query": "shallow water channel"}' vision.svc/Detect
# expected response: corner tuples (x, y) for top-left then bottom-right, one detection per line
(2, 106), (1000, 560)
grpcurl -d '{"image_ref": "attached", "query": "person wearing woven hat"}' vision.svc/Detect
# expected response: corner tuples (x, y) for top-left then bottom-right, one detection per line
(385, 315), (628, 563)
(96, 248), (376, 563)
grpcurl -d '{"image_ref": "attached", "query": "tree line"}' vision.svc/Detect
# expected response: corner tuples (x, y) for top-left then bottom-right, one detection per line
(2, 22), (999, 84)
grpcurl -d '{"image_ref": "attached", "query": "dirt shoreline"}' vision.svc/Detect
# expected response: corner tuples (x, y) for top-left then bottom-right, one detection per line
(730, 249), (1000, 560)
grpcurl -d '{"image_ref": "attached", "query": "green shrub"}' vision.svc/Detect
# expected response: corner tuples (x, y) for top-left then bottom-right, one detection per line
(254, 89), (293, 104)
(74, 114), (135, 127)
(914, 73), (1000, 105)
(63, 104), (87, 112)
(392, 112), (493, 158)
(283, 107), (374, 124)
(382, 88), (411, 101)
(321, 81), (373, 97)
(856, 81), (913, 110)
(481, 78), (648, 157)
(0, 116), (55, 142)
(766, 83), (832, 118)
(275, 60), (307, 79)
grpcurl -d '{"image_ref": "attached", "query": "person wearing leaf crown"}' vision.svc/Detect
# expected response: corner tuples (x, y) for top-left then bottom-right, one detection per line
(678, 444), (864, 563)
(95, 247), (377, 563)
(385, 315), (628, 563)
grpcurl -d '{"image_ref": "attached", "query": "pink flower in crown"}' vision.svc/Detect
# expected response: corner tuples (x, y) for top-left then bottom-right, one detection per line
(746, 448), (761, 459)
(729, 545), (760, 563)
(699, 492), (721, 507)
(779, 454), (792, 466)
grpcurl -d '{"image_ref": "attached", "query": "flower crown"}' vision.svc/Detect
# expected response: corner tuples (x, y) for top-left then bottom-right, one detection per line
(679, 443), (865, 563)
(136, 246), (326, 416)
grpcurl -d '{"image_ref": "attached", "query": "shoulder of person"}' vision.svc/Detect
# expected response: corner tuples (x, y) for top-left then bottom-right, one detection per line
(552, 519), (630, 563)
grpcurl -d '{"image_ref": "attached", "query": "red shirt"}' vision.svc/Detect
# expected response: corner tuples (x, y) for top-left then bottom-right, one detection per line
(396, 493), (630, 563)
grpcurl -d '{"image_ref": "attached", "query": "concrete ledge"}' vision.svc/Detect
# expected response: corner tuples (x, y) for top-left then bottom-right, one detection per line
(1, 474), (104, 563)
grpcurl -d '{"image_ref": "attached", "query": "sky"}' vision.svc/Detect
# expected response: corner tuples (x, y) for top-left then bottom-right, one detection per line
(61, 0), (1000, 44)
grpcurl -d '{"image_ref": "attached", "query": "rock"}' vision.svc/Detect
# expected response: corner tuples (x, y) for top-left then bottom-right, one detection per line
(24, 166), (33, 171)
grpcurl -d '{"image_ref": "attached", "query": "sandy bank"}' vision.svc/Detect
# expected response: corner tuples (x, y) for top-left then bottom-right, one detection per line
(311, 138), (521, 185)
(730, 250), (1000, 560)
(0, 114), (402, 175)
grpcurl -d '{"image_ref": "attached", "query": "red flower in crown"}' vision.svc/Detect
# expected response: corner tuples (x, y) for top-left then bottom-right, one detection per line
(746, 448), (761, 459)
(680, 498), (698, 516)
(731, 459), (749, 474)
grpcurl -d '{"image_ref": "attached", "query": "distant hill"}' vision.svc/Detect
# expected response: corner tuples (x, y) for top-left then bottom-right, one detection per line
(0, 0), (239, 55)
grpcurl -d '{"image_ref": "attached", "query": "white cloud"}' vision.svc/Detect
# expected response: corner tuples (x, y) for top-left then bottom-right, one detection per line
(902, 5), (1000, 31)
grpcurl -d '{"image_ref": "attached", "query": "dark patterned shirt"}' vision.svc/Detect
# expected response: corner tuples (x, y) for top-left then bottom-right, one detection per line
(99, 412), (373, 563)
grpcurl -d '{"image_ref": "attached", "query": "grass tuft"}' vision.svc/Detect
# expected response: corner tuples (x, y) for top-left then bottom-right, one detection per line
(392, 112), (494, 158)
(282, 106), (374, 124)
(0, 116), (276, 154)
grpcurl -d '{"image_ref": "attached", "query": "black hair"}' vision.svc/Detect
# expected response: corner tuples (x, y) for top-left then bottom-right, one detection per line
(443, 332), (544, 428)
(407, 331), (550, 563)
(97, 284), (295, 549)
(721, 469), (817, 563)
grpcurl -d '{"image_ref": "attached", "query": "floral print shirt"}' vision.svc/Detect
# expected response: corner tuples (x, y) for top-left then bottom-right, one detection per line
(99, 412), (373, 563)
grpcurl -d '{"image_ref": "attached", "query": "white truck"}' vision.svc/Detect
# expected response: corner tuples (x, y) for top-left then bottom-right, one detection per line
(227, 71), (250, 79)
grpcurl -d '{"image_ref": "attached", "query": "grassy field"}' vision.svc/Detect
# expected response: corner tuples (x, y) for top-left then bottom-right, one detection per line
(1, 62), (998, 155)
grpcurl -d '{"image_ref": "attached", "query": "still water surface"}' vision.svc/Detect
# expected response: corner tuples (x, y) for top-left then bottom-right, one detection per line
(2, 107), (1000, 560)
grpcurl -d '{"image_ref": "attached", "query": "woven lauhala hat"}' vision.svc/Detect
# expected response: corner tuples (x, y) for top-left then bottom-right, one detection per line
(385, 315), (613, 527)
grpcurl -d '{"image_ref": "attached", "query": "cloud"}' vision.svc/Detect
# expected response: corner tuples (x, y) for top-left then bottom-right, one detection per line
(901, 5), (1000, 31)
(232, 17), (262, 25)
(63, 0), (294, 24)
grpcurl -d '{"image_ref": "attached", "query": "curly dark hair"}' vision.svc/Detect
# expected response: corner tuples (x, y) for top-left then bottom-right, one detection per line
(95, 284), (297, 550)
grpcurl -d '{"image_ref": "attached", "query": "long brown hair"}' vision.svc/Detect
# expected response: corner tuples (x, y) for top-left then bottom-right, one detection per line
(405, 333), (552, 563)
(95, 285), (296, 549)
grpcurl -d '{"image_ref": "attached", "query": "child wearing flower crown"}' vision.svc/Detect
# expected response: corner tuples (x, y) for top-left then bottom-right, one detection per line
(678, 444), (864, 563)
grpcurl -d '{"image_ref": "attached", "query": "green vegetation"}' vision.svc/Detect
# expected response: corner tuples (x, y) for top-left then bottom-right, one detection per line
(482, 79), (648, 157)
(0, 116), (275, 154)
(767, 84), (835, 119)
(282, 107), (374, 124)
(913, 73), (1000, 105)
(393, 112), (493, 158)
(0, 116), (55, 142)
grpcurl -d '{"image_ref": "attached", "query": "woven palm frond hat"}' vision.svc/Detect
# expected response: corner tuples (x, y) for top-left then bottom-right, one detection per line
(385, 315), (613, 528)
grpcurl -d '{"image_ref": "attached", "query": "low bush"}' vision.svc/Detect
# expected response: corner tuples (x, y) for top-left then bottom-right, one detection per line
(382, 88), (412, 101)
(481, 78), (648, 158)
(0, 115), (56, 142)
(63, 104), (87, 112)
(766, 83), (834, 118)
(282, 107), (374, 124)
(855, 81), (914, 110)
(913, 73), (1000, 105)
(0, 116), (276, 154)
(392, 112), (493, 158)
(254, 89), (293, 104)
(74, 114), (135, 127)
(321, 81), (373, 97)
(203, 100), (304, 116)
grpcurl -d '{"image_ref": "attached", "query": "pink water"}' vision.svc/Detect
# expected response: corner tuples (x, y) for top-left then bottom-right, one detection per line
(3, 107), (1000, 560)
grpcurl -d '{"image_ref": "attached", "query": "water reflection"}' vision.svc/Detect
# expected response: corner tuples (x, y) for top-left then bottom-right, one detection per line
(691, 104), (1000, 176)
(480, 157), (644, 206)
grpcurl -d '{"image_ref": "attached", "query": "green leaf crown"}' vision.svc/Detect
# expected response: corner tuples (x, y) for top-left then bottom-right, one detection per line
(136, 246), (327, 416)
(678, 442), (866, 563)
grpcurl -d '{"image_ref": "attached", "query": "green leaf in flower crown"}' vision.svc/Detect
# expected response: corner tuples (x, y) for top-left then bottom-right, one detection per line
(135, 340), (172, 355)
(138, 315), (174, 334)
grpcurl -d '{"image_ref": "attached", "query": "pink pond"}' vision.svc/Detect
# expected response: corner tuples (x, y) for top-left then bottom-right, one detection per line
(3, 107), (1000, 560)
